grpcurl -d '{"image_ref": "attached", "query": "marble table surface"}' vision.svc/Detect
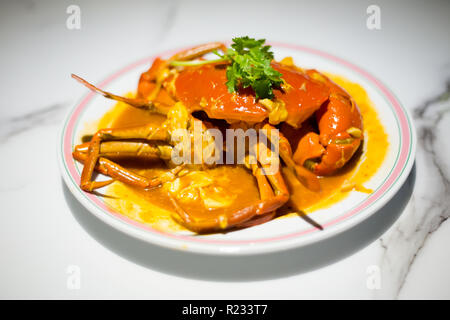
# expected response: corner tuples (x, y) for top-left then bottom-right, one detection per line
(0, 0), (449, 299)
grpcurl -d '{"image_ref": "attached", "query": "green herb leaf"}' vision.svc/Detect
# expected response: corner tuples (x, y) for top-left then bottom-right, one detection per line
(225, 36), (282, 99)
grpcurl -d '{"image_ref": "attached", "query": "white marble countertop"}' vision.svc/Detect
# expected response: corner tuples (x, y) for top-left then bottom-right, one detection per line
(1, 0), (449, 299)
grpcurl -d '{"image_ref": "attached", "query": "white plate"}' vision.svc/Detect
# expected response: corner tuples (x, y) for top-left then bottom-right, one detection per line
(59, 42), (416, 255)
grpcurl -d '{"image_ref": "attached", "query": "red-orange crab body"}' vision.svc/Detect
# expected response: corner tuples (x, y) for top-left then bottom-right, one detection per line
(137, 58), (363, 176)
(141, 61), (331, 126)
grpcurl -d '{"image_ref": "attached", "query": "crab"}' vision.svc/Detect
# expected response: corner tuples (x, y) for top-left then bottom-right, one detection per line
(72, 42), (363, 233)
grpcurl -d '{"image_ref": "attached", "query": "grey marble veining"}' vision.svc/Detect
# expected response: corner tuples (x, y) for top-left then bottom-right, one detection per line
(156, 0), (179, 44)
(377, 80), (450, 298)
(0, 102), (69, 142)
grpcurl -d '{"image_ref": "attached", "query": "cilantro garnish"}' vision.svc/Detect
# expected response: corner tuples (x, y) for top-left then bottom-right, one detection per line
(170, 36), (283, 99)
(222, 37), (282, 99)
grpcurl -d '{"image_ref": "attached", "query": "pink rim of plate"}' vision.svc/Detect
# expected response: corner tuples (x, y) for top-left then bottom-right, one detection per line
(61, 42), (414, 247)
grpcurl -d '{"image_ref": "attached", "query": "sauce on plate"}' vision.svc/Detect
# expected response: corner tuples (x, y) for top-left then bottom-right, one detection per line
(85, 75), (388, 232)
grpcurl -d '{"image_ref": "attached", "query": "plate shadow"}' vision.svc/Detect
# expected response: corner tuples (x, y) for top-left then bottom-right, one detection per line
(62, 164), (416, 281)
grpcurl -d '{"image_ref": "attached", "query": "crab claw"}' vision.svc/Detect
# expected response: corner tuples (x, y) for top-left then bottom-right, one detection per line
(293, 71), (363, 176)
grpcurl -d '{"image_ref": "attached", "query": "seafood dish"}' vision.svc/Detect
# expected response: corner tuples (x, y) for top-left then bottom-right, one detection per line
(71, 37), (387, 234)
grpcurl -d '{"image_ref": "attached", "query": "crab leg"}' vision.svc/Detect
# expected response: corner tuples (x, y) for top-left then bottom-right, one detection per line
(168, 42), (227, 62)
(79, 123), (172, 192)
(71, 74), (171, 115)
(74, 146), (183, 189)
(261, 123), (321, 192)
(170, 144), (289, 233)
(235, 161), (278, 229)
(74, 141), (172, 161)
(235, 211), (277, 229)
